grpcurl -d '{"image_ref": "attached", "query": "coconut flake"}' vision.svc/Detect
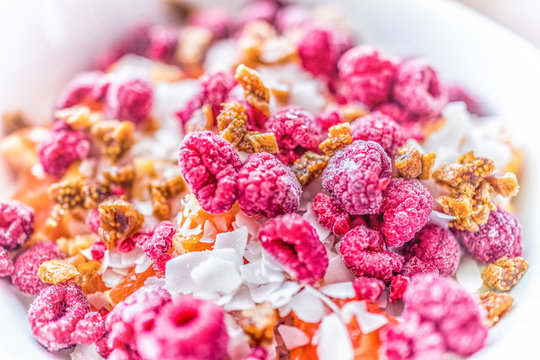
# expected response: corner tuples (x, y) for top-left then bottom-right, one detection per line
(303, 205), (331, 242)
(200, 220), (217, 243)
(99, 250), (110, 274)
(135, 255), (153, 273)
(86, 292), (109, 311)
(278, 325), (310, 350)
(225, 314), (252, 360)
(319, 282), (355, 299)
(191, 256), (242, 294)
(341, 301), (388, 334)
(71, 344), (105, 360)
(266, 281), (302, 308)
(214, 227), (249, 258)
(456, 254), (483, 293)
(289, 289), (326, 323)
(233, 212), (261, 238)
(102, 269), (126, 288)
(323, 252), (356, 284)
(225, 285), (256, 311)
(144, 276), (166, 287)
(249, 282), (283, 304)
(429, 210), (455, 228)
(165, 251), (211, 295)
(314, 314), (354, 360)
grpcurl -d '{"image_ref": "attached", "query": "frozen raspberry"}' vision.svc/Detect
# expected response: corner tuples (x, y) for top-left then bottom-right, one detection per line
(90, 241), (107, 261)
(140, 221), (175, 274)
(374, 102), (410, 124)
(72, 311), (107, 344)
(404, 274), (488, 356)
(137, 296), (229, 360)
(243, 347), (268, 360)
(447, 84), (482, 115)
(350, 111), (406, 157)
(339, 226), (404, 281)
(401, 256), (439, 277)
(312, 192), (351, 236)
(86, 209), (100, 233)
(456, 209), (521, 264)
(380, 312), (445, 360)
(380, 178), (433, 247)
(12, 241), (61, 295)
(0, 247), (14, 277)
(178, 131), (242, 214)
(403, 224), (461, 276)
(275, 5), (311, 32)
(38, 123), (91, 177)
(28, 283), (90, 351)
(338, 46), (396, 108)
(265, 106), (323, 165)
(146, 25), (179, 63)
(389, 275), (409, 303)
(188, 9), (232, 39)
(237, 0), (278, 28)
(117, 236), (136, 253)
(393, 59), (448, 120)
(316, 109), (341, 131)
(56, 71), (108, 109)
(226, 94), (269, 131)
(298, 25), (353, 79)
(238, 153), (301, 218)
(322, 140), (391, 215)
(257, 214), (328, 285)
(108, 78), (153, 124)
(0, 200), (34, 250)
(352, 276), (385, 302)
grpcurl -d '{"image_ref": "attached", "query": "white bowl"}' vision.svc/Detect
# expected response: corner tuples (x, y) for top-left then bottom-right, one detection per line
(1, 0), (539, 358)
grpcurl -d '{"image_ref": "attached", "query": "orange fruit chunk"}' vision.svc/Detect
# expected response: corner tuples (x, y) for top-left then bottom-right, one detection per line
(108, 266), (157, 305)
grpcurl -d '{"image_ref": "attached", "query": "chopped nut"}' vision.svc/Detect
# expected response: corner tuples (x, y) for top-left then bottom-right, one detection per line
(434, 152), (494, 189)
(56, 234), (96, 256)
(49, 179), (85, 210)
(98, 199), (144, 248)
(486, 173), (519, 197)
(234, 64), (270, 116)
(419, 152), (436, 179)
(479, 291), (513, 326)
(247, 132), (279, 153)
(175, 26), (211, 67)
(340, 104), (368, 123)
(395, 144), (436, 179)
(185, 104), (214, 133)
(482, 256), (529, 291)
(239, 303), (277, 345)
(81, 181), (111, 208)
(217, 102), (249, 148)
(149, 175), (186, 220)
(39, 259), (80, 284)
(102, 164), (135, 190)
(319, 122), (352, 156)
(55, 106), (95, 130)
(91, 120), (135, 162)
(237, 21), (277, 67)
(291, 151), (329, 186)
(270, 83), (290, 105)
(2, 110), (29, 135)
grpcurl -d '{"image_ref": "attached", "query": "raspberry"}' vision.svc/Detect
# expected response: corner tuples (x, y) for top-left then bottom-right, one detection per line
(316, 109), (341, 131)
(86, 209), (100, 233)
(380, 178), (433, 247)
(12, 241), (61, 295)
(0, 200), (34, 250)
(403, 224), (461, 276)
(312, 192), (351, 236)
(339, 226), (404, 281)
(456, 209), (522, 264)
(72, 311), (107, 345)
(243, 347), (268, 360)
(392, 59), (448, 120)
(140, 221), (176, 275)
(90, 241), (107, 261)
(237, 0), (279, 28)
(447, 84), (482, 115)
(237, 153), (301, 218)
(338, 46), (396, 108)
(38, 123), (91, 177)
(257, 213), (329, 285)
(265, 106), (323, 165)
(352, 276), (385, 302)
(350, 111), (406, 157)
(178, 131), (242, 214)
(28, 283), (90, 351)
(322, 140), (391, 215)
(188, 9), (231, 39)
(146, 25), (179, 63)
(404, 274), (488, 356)
(137, 296), (229, 360)
(0, 247), (14, 277)
(117, 236), (136, 253)
(275, 5), (311, 32)
(400, 256), (439, 277)
(56, 71), (108, 109)
(389, 275), (409, 303)
(108, 78), (153, 124)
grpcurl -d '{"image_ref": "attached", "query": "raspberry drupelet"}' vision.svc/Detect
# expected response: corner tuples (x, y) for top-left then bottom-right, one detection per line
(316, 109), (341, 131)
(456, 209), (522, 264)
(322, 140), (391, 215)
(338, 46), (397, 108)
(107, 78), (153, 124)
(352, 276), (385, 302)
(12, 241), (61, 295)
(0, 247), (14, 277)
(178, 130), (242, 214)
(312, 192), (352, 236)
(389, 275), (409, 303)
(237, 153), (302, 218)
(380, 178), (433, 247)
(140, 221), (176, 275)
(350, 111), (406, 157)
(71, 311), (107, 345)
(265, 106), (323, 165)
(339, 226), (404, 281)
(257, 213), (328, 285)
(0, 200), (35, 250)
(56, 70), (109, 109)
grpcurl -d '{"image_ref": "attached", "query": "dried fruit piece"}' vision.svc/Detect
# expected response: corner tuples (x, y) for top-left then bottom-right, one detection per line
(12, 241), (61, 295)
(246, 132), (279, 153)
(481, 256), (528, 291)
(39, 259), (80, 284)
(319, 122), (352, 156)
(239, 302), (277, 345)
(0, 200), (35, 250)
(234, 64), (270, 116)
(352, 276), (385, 302)
(102, 164), (135, 190)
(98, 199), (144, 248)
(81, 181), (111, 208)
(350, 111), (406, 158)
(149, 175), (186, 220)
(237, 20), (277, 67)
(56, 235), (95, 257)
(90, 120), (135, 162)
(175, 26), (212, 68)
(312, 192), (351, 236)
(217, 102), (250, 148)
(395, 144), (436, 179)
(49, 179), (85, 210)
(290, 151), (329, 186)
(55, 105), (96, 130)
(478, 291), (513, 326)
(486, 173), (519, 197)
(2, 110), (29, 135)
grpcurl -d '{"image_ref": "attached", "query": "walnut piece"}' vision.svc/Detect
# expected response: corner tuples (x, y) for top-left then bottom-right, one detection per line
(149, 175), (186, 220)
(39, 259), (80, 285)
(81, 181), (111, 208)
(234, 64), (270, 116)
(98, 199), (144, 248)
(291, 151), (329, 186)
(395, 144), (436, 179)
(319, 122), (352, 156)
(478, 291), (513, 326)
(246, 132), (279, 153)
(56, 235), (96, 257)
(2, 110), (29, 135)
(239, 303), (277, 345)
(103, 164), (136, 190)
(91, 120), (135, 162)
(55, 106), (95, 130)
(49, 179), (85, 210)
(482, 256), (528, 291)
(217, 102), (249, 148)
(237, 21), (277, 67)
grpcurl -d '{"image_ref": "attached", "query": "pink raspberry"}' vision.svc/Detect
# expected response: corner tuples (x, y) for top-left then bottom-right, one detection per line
(339, 226), (404, 281)
(146, 25), (179, 63)
(86, 209), (100, 233)
(0, 200), (34, 250)
(117, 236), (136, 253)
(237, 0), (278, 28)
(352, 276), (385, 302)
(72, 311), (107, 345)
(0, 247), (14, 277)
(12, 241), (61, 295)
(188, 9), (232, 39)
(275, 5), (311, 32)
(238, 153), (301, 218)
(265, 106), (323, 165)
(374, 102), (410, 124)
(380, 312), (445, 360)
(338, 46), (397, 108)
(456, 209), (521, 264)
(140, 221), (176, 275)
(28, 283), (90, 351)
(108, 78), (153, 124)
(90, 241), (107, 261)
(243, 347), (268, 360)
(447, 84), (482, 115)
(380, 178), (433, 247)
(403, 224), (461, 276)
(401, 256), (439, 277)
(178, 131), (242, 214)
(316, 109), (341, 131)
(137, 296), (229, 360)
(56, 71), (109, 109)
(322, 140), (392, 215)
(404, 274), (488, 356)
(389, 275), (409, 303)
(351, 111), (406, 157)
(392, 59), (448, 120)
(38, 123), (91, 177)
(226, 93), (269, 131)
(312, 192), (352, 236)
(257, 214), (329, 285)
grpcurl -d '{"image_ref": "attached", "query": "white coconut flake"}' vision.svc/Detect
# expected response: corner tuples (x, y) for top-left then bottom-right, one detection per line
(278, 325), (310, 350)
(81, 247), (93, 260)
(165, 251), (211, 295)
(233, 212), (261, 238)
(86, 292), (109, 311)
(225, 285), (256, 311)
(314, 314), (354, 360)
(319, 282), (355, 299)
(200, 220), (217, 243)
(429, 210), (455, 228)
(243, 241), (262, 263)
(102, 269), (126, 288)
(214, 227), (249, 258)
(303, 205), (331, 242)
(323, 252), (356, 284)
(225, 314), (252, 360)
(249, 282), (283, 303)
(144, 276), (166, 287)
(135, 255), (153, 274)
(266, 281), (302, 308)
(99, 250), (110, 274)
(289, 289), (326, 323)
(456, 254), (483, 293)
(341, 301), (388, 334)
(120, 247), (146, 267)
(191, 256), (242, 294)
(71, 344), (105, 360)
